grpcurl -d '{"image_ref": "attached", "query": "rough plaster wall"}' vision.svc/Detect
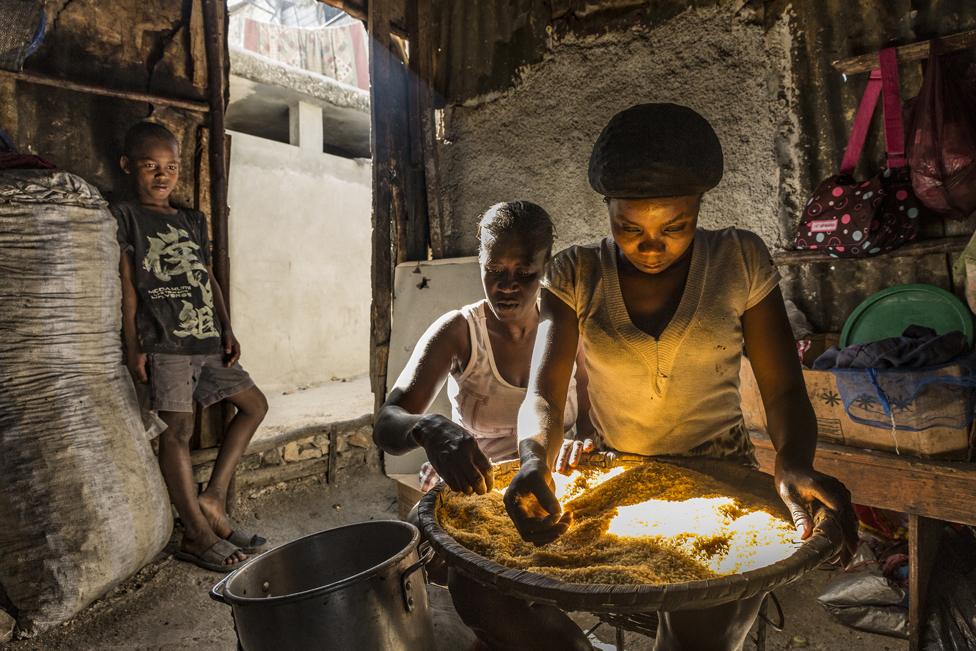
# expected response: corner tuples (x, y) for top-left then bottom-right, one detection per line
(227, 131), (372, 393)
(436, 3), (795, 257)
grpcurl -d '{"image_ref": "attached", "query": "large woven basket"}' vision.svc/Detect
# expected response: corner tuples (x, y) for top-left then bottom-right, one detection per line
(418, 454), (842, 614)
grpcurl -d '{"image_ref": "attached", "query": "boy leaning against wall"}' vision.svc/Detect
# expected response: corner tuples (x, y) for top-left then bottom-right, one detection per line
(112, 121), (268, 572)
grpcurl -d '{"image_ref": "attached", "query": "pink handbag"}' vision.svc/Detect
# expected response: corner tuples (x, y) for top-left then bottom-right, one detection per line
(795, 48), (921, 257)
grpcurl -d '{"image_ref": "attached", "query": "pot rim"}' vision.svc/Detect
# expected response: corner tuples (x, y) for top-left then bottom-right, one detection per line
(219, 519), (421, 606)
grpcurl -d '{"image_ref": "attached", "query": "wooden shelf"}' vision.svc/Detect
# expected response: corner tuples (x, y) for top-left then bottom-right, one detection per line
(0, 69), (209, 113)
(749, 430), (976, 526)
(773, 235), (970, 266)
(833, 28), (976, 75)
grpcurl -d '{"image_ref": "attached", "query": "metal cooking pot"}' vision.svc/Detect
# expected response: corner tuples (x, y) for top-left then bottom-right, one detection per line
(211, 520), (435, 651)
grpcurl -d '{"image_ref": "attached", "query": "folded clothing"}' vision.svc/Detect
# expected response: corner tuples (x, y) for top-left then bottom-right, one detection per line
(813, 325), (969, 370)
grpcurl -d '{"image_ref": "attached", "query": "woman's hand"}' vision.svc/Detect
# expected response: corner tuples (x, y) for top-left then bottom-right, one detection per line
(503, 457), (572, 546)
(775, 461), (858, 565)
(412, 414), (493, 495)
(554, 438), (594, 474)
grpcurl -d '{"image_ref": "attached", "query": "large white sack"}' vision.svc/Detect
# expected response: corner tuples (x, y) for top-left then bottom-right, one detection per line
(0, 169), (172, 636)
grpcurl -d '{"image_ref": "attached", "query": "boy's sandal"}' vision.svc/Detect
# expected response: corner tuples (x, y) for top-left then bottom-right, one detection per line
(224, 524), (268, 554)
(174, 539), (246, 573)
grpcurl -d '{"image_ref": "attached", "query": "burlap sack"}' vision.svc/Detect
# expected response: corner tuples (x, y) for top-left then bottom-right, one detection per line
(0, 169), (171, 636)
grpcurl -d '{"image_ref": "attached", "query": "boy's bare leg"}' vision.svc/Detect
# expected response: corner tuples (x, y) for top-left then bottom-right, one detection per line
(158, 411), (245, 564)
(198, 386), (268, 536)
(653, 591), (766, 651)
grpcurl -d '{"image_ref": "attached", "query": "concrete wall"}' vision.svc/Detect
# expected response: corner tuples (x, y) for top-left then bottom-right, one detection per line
(436, 3), (794, 256)
(228, 131), (371, 392)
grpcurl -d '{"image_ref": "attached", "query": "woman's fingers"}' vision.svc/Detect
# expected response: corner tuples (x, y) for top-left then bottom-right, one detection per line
(567, 440), (586, 467)
(521, 512), (573, 546)
(471, 450), (494, 492)
(779, 470), (859, 565)
(556, 439), (593, 474)
(457, 464), (483, 495)
(807, 475), (859, 560)
(503, 466), (570, 545)
(440, 467), (464, 493)
(555, 441), (573, 474)
(778, 486), (813, 540)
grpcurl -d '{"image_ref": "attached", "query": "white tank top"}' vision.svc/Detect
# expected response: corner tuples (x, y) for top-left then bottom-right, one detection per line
(446, 300), (579, 463)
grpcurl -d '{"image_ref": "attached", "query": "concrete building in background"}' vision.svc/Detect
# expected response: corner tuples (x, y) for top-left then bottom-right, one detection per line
(225, 6), (371, 393)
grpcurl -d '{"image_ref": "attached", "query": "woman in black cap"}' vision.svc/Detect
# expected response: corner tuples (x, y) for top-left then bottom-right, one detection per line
(492, 103), (859, 650)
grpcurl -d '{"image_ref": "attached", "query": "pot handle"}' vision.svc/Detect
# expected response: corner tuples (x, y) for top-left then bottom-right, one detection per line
(210, 574), (231, 605)
(400, 542), (434, 613)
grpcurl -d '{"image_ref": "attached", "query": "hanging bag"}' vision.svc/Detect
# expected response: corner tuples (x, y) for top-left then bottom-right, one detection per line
(907, 41), (976, 220)
(795, 48), (921, 257)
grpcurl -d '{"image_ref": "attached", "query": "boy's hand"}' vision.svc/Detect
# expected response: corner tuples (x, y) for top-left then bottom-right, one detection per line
(223, 330), (241, 367)
(126, 350), (149, 384)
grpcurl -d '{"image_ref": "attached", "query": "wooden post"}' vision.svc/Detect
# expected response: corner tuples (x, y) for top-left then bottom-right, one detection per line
(201, 0), (234, 489)
(410, 0), (445, 259)
(202, 0), (230, 309)
(369, 0), (430, 411)
(369, 0), (397, 413)
(908, 514), (943, 650)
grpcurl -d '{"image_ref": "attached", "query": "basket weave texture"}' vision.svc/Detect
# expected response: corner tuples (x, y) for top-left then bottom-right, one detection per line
(418, 455), (842, 613)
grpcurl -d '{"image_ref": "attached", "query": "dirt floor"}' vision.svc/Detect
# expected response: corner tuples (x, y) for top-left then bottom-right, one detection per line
(3, 472), (905, 651)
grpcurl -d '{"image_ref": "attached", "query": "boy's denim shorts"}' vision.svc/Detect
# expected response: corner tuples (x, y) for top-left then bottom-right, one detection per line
(148, 353), (255, 413)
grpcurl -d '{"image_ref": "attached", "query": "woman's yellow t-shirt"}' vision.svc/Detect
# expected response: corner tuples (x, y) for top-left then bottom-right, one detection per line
(543, 228), (780, 456)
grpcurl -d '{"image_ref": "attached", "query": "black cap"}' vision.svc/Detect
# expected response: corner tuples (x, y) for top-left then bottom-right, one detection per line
(588, 103), (724, 198)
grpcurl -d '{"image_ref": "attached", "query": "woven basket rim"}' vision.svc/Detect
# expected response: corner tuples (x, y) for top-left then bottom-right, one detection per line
(418, 456), (843, 613)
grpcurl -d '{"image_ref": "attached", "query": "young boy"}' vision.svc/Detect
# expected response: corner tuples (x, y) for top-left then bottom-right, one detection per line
(113, 121), (268, 572)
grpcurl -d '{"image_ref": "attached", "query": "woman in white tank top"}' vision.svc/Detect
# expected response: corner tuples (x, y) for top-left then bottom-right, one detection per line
(374, 201), (589, 495)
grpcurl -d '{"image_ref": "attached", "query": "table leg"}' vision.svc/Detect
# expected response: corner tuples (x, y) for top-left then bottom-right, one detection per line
(755, 596), (767, 651)
(908, 513), (943, 651)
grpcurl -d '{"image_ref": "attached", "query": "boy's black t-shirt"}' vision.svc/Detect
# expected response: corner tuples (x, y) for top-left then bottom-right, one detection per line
(112, 202), (223, 355)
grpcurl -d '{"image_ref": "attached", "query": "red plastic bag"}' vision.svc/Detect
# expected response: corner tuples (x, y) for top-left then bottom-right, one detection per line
(907, 44), (976, 219)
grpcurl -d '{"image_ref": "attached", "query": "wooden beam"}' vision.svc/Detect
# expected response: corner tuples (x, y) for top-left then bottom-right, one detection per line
(750, 431), (976, 526)
(773, 235), (970, 266)
(0, 69), (209, 113)
(833, 29), (976, 75)
(318, 0), (409, 38)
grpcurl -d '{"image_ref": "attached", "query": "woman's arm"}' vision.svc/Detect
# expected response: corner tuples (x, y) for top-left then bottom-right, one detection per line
(742, 287), (858, 559)
(573, 343), (594, 437)
(504, 291), (580, 544)
(553, 343), (596, 473)
(373, 311), (492, 494)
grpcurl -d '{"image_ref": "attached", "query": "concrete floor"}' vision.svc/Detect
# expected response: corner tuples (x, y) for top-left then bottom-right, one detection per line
(4, 473), (905, 651)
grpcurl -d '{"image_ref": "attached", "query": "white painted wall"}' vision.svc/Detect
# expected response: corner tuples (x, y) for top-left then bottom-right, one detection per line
(227, 130), (371, 392)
